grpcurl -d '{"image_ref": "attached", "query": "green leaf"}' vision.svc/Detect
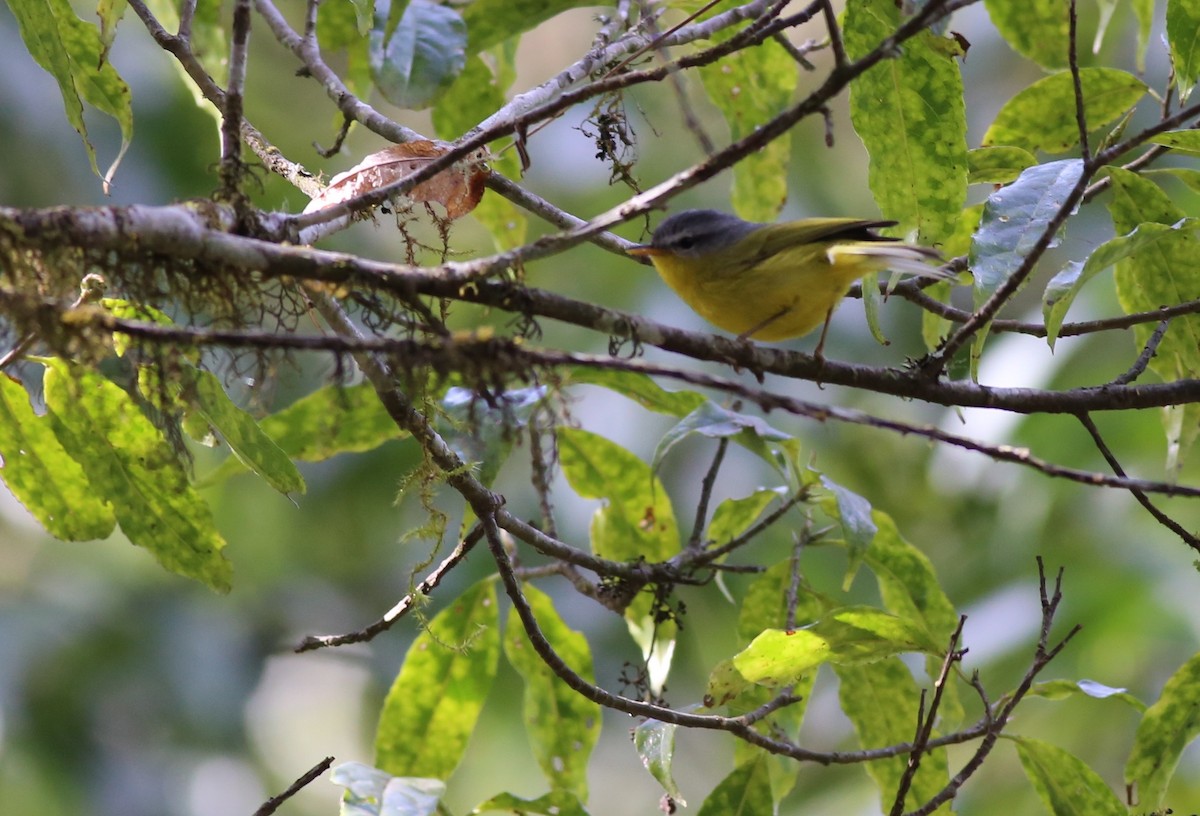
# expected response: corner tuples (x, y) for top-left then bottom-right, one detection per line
(185, 370), (305, 496)
(864, 514), (958, 640)
(1043, 218), (1200, 348)
(1126, 651), (1200, 810)
(331, 762), (445, 816)
(846, 0), (967, 243)
(565, 367), (706, 417)
(737, 560), (828, 644)
(0, 373), (115, 541)
(695, 756), (772, 816)
(1133, 0), (1154, 72)
(816, 474), (877, 586)
(4, 0), (133, 187)
(319, 0), (373, 47)
(734, 607), (942, 687)
(707, 488), (787, 549)
(1168, 0), (1200, 100)
(727, 561), (820, 802)
(633, 718), (686, 806)
(983, 0), (1069, 69)
(370, 0), (466, 109)
(1149, 129), (1200, 154)
(1108, 168), (1200, 385)
(374, 580), (500, 779)
(982, 68), (1147, 154)
(559, 428), (679, 689)
(836, 659), (951, 813)
(864, 513), (963, 726)
(558, 428), (679, 562)
(203, 383), (406, 484)
(652, 400), (791, 475)
(1016, 737), (1125, 815)
(461, 0), (594, 54)
(42, 361), (231, 592)
(470, 790), (589, 816)
(699, 26), (797, 221)
(968, 146), (1037, 185)
(101, 298), (176, 359)
(703, 658), (755, 709)
(970, 159), (1084, 300)
(503, 586), (600, 800)
(96, 0), (126, 66)
(1024, 679), (1146, 712)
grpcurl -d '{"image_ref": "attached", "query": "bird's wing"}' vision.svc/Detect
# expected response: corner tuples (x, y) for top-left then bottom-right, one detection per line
(727, 218), (899, 275)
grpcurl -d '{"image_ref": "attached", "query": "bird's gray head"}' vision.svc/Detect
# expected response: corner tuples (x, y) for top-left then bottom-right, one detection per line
(646, 209), (761, 257)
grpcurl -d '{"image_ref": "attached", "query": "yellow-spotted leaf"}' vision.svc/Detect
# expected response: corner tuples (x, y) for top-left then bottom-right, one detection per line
(706, 488), (787, 550)
(203, 383), (408, 485)
(1168, 0), (1200, 100)
(0, 373), (115, 541)
(836, 659), (951, 813)
(5, 0), (133, 188)
(1108, 168), (1200, 383)
(1043, 218), (1200, 348)
(186, 370), (305, 496)
(864, 512), (963, 725)
(470, 790), (588, 816)
(503, 586), (600, 800)
(375, 580), (499, 779)
(565, 367), (706, 418)
(695, 755), (771, 816)
(1017, 737), (1125, 815)
(570, 433), (679, 691)
(735, 607), (941, 687)
(846, 0), (967, 244)
(983, 69), (1147, 154)
(42, 360), (231, 592)
(968, 146), (1037, 185)
(983, 0), (1068, 69)
(1126, 651), (1200, 811)
(699, 24), (797, 222)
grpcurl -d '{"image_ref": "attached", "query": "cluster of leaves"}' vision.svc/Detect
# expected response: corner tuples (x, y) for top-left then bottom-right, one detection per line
(9, 0), (1200, 814)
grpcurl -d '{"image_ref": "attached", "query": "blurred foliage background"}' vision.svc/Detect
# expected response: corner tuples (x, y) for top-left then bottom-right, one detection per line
(3, 1), (1200, 815)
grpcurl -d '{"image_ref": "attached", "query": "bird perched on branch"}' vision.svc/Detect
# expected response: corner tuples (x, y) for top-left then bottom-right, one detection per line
(628, 209), (949, 354)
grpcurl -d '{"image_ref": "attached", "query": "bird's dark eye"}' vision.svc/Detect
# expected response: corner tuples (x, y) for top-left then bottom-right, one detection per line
(676, 235), (696, 251)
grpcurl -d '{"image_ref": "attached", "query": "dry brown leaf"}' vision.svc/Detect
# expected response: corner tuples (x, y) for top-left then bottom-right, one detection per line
(303, 140), (489, 219)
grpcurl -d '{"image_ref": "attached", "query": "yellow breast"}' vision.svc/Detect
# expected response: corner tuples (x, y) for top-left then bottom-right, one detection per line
(649, 249), (872, 341)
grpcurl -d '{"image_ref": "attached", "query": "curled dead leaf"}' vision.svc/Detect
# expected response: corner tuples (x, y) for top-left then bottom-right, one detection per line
(303, 140), (489, 219)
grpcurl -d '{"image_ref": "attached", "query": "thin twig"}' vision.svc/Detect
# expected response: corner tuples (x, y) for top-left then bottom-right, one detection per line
(889, 616), (967, 816)
(528, 414), (560, 541)
(687, 437), (729, 551)
(819, 0), (849, 70)
(295, 522), (486, 652)
(1067, 0), (1090, 162)
(1109, 318), (1169, 385)
(252, 756), (335, 816)
(906, 562), (1080, 816)
(219, 0), (252, 197)
(1076, 412), (1200, 552)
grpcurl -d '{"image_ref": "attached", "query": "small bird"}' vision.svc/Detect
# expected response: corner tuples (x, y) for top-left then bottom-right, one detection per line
(627, 209), (948, 353)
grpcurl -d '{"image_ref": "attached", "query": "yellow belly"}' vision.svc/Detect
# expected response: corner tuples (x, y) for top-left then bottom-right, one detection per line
(651, 253), (870, 341)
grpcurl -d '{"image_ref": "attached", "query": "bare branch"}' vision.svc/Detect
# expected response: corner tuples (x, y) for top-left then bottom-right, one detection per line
(252, 757), (335, 816)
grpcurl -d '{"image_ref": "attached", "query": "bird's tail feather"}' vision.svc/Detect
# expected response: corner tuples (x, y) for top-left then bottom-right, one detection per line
(828, 243), (952, 280)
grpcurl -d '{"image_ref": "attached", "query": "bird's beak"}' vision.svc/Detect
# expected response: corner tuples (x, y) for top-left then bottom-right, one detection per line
(626, 244), (662, 257)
